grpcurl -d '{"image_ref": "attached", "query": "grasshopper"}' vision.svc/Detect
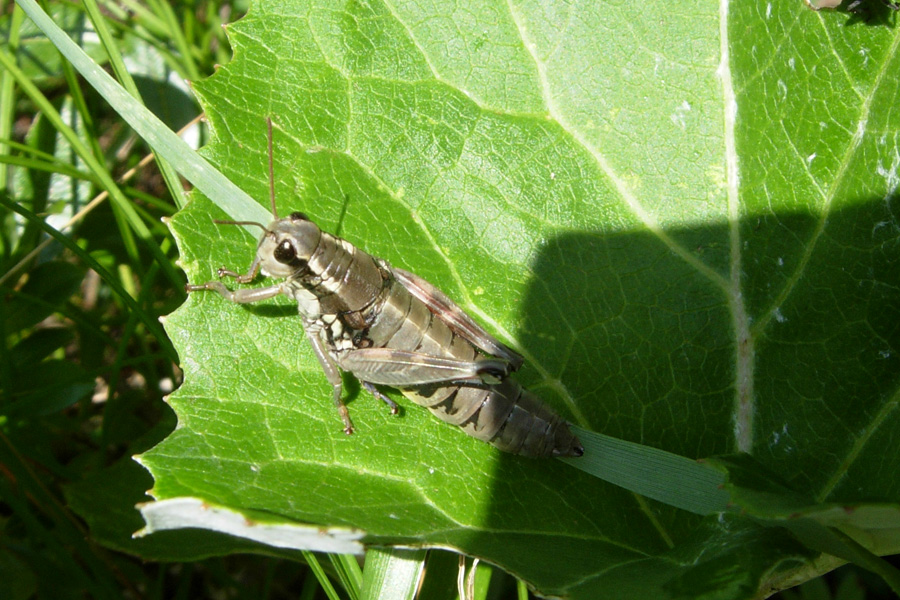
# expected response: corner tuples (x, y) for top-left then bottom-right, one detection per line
(185, 120), (583, 457)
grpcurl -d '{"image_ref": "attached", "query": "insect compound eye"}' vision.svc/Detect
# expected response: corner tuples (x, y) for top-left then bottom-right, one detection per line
(273, 239), (297, 264)
(289, 211), (309, 222)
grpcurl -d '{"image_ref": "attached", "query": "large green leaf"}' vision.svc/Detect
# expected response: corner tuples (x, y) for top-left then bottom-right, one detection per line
(140, 0), (900, 597)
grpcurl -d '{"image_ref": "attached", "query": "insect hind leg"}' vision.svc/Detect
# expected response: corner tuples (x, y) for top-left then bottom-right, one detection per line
(361, 381), (400, 414)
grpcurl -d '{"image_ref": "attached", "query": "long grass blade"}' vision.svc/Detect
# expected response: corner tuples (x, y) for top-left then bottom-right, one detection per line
(302, 551), (343, 600)
(0, 47), (182, 288)
(560, 426), (730, 515)
(15, 0), (267, 230)
(81, 0), (188, 210)
(0, 4), (25, 191)
(329, 553), (363, 600)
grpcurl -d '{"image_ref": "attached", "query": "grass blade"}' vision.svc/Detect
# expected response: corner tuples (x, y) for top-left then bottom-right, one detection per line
(0, 47), (182, 288)
(0, 195), (176, 361)
(302, 551), (343, 600)
(360, 548), (425, 600)
(15, 0), (267, 230)
(560, 426), (730, 515)
(329, 553), (363, 600)
(80, 0), (188, 210)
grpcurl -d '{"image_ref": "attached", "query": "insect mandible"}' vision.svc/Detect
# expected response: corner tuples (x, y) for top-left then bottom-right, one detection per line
(185, 119), (583, 458)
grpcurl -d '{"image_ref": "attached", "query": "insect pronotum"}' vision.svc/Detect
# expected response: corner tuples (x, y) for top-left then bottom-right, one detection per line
(185, 119), (584, 458)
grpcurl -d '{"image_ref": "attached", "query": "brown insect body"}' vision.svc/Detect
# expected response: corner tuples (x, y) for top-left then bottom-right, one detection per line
(185, 121), (583, 458)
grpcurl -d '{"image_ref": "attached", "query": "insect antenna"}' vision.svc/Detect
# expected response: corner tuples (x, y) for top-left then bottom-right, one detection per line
(211, 219), (269, 232)
(334, 193), (350, 236)
(267, 116), (278, 220)
(206, 120), (278, 235)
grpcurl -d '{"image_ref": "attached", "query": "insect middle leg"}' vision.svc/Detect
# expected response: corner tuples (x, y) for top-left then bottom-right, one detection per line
(361, 381), (399, 414)
(304, 328), (355, 434)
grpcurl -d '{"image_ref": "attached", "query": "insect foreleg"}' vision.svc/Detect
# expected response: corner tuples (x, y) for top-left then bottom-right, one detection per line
(184, 281), (286, 304)
(304, 327), (355, 435)
(216, 253), (263, 284)
(337, 348), (510, 387)
(391, 267), (524, 370)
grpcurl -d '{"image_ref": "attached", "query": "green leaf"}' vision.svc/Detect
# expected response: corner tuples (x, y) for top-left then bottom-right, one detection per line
(709, 455), (900, 566)
(10, 328), (73, 369)
(7, 360), (93, 418)
(64, 458), (283, 562)
(127, 0), (897, 597)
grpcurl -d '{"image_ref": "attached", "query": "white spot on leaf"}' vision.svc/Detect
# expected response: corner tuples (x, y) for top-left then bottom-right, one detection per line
(875, 148), (900, 197)
(670, 101), (692, 130)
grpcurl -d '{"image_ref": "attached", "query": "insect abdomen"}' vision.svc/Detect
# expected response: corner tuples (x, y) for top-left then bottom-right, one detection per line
(425, 380), (581, 457)
(366, 279), (581, 457)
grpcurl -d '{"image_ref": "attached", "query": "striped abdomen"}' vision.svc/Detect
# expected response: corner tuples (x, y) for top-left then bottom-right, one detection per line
(361, 276), (581, 457)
